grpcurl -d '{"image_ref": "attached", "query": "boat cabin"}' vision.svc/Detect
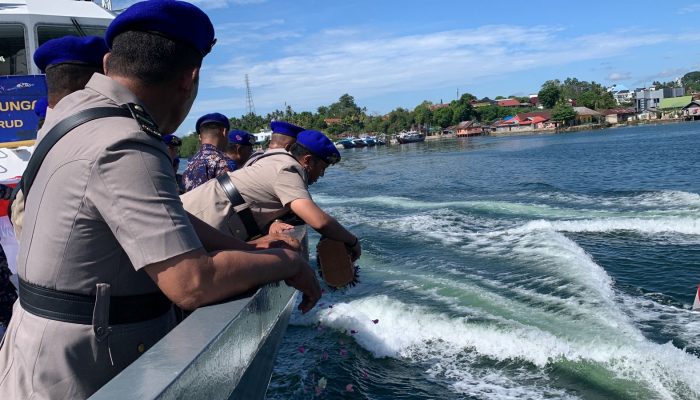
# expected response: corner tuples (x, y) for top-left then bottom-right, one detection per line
(1, 0), (114, 76)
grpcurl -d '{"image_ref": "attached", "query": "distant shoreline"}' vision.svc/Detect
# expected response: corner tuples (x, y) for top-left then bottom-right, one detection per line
(419, 117), (697, 140)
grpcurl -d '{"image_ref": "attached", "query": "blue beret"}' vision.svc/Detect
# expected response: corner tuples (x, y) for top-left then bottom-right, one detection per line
(270, 121), (304, 138)
(33, 36), (108, 73)
(163, 134), (182, 146)
(105, 0), (216, 56)
(228, 130), (255, 146)
(296, 130), (341, 165)
(196, 113), (230, 133)
(34, 97), (48, 119)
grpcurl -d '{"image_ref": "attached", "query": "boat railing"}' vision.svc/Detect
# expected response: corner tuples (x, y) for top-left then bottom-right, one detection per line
(89, 282), (297, 400)
(90, 234), (309, 400)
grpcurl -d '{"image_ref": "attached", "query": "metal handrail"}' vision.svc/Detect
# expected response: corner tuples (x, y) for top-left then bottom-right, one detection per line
(90, 283), (297, 400)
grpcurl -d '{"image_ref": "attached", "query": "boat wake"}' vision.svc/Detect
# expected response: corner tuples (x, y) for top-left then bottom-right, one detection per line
(299, 188), (700, 399)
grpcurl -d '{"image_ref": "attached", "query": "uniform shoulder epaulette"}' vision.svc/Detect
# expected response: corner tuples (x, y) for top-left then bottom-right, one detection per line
(123, 103), (161, 139)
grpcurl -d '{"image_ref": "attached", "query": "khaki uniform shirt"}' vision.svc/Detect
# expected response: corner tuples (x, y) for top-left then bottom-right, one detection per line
(181, 148), (311, 239)
(0, 74), (202, 399)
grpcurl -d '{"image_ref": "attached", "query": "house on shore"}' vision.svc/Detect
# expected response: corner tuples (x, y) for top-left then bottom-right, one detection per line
(657, 96), (693, 119)
(634, 87), (685, 112)
(682, 100), (700, 120)
(454, 121), (484, 137)
(491, 111), (556, 134)
(607, 84), (634, 105)
(573, 107), (602, 124)
(599, 108), (637, 124)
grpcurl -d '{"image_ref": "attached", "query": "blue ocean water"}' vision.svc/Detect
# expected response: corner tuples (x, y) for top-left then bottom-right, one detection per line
(266, 123), (700, 400)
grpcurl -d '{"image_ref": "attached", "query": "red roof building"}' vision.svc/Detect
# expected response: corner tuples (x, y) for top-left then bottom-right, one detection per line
(497, 98), (521, 107)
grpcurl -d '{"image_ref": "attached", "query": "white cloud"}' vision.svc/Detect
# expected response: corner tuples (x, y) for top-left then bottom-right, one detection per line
(188, 0), (266, 9)
(634, 68), (689, 85)
(111, 0), (265, 11)
(200, 25), (693, 114)
(213, 19), (301, 46)
(677, 4), (700, 14)
(607, 72), (631, 81)
(217, 19), (285, 31)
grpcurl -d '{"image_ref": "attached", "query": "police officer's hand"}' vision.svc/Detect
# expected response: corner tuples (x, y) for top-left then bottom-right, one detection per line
(269, 220), (295, 235)
(285, 259), (322, 313)
(249, 233), (301, 252)
(348, 238), (362, 262)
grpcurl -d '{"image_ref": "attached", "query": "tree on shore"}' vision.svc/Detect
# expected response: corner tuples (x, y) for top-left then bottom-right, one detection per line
(681, 71), (700, 92)
(538, 81), (561, 108)
(551, 100), (577, 124)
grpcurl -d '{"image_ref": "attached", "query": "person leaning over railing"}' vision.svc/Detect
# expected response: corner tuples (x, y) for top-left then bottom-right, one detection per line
(181, 129), (362, 261)
(0, 1), (321, 399)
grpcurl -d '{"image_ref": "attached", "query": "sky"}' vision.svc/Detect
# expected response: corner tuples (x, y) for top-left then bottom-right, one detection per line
(110, 0), (700, 135)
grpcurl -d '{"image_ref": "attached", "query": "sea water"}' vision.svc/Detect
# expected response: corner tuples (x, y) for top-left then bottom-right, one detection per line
(267, 122), (700, 400)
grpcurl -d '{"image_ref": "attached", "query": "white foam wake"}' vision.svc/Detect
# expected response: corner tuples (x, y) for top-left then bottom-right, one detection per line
(314, 295), (700, 399)
(523, 218), (700, 236)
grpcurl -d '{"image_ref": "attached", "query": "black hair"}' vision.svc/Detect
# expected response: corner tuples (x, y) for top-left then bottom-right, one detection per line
(45, 63), (102, 105)
(107, 31), (202, 84)
(198, 121), (227, 137)
(270, 133), (296, 147)
(289, 142), (313, 159)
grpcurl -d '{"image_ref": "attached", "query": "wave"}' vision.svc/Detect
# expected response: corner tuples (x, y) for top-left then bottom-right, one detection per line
(515, 189), (700, 211)
(316, 190), (700, 221)
(518, 217), (700, 236)
(309, 295), (700, 399)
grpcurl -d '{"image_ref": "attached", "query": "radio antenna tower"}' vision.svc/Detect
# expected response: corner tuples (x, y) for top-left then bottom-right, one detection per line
(245, 74), (255, 115)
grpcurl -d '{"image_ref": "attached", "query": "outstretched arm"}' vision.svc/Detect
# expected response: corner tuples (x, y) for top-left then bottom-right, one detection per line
(289, 198), (361, 260)
(188, 212), (299, 252)
(144, 247), (321, 313)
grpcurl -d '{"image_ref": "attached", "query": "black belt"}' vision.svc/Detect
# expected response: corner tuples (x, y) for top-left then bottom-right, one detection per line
(18, 279), (172, 325)
(216, 173), (263, 240)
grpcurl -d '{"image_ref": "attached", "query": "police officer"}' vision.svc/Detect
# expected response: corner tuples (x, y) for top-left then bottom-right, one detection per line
(11, 36), (110, 238)
(182, 130), (362, 260)
(182, 112), (232, 192)
(245, 120), (304, 166)
(162, 134), (182, 161)
(33, 35), (109, 114)
(0, 1), (320, 398)
(163, 134), (185, 193)
(5, 37), (109, 319)
(224, 129), (256, 170)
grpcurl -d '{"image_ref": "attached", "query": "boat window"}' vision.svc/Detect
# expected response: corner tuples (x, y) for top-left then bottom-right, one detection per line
(0, 24), (29, 76)
(36, 25), (108, 47)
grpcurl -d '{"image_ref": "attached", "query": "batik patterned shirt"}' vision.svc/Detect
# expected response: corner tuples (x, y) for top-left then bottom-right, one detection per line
(182, 144), (232, 192)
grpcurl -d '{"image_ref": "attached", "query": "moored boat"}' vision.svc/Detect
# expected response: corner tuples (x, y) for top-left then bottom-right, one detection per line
(336, 138), (356, 148)
(361, 136), (376, 146)
(352, 137), (367, 147)
(395, 130), (425, 144)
